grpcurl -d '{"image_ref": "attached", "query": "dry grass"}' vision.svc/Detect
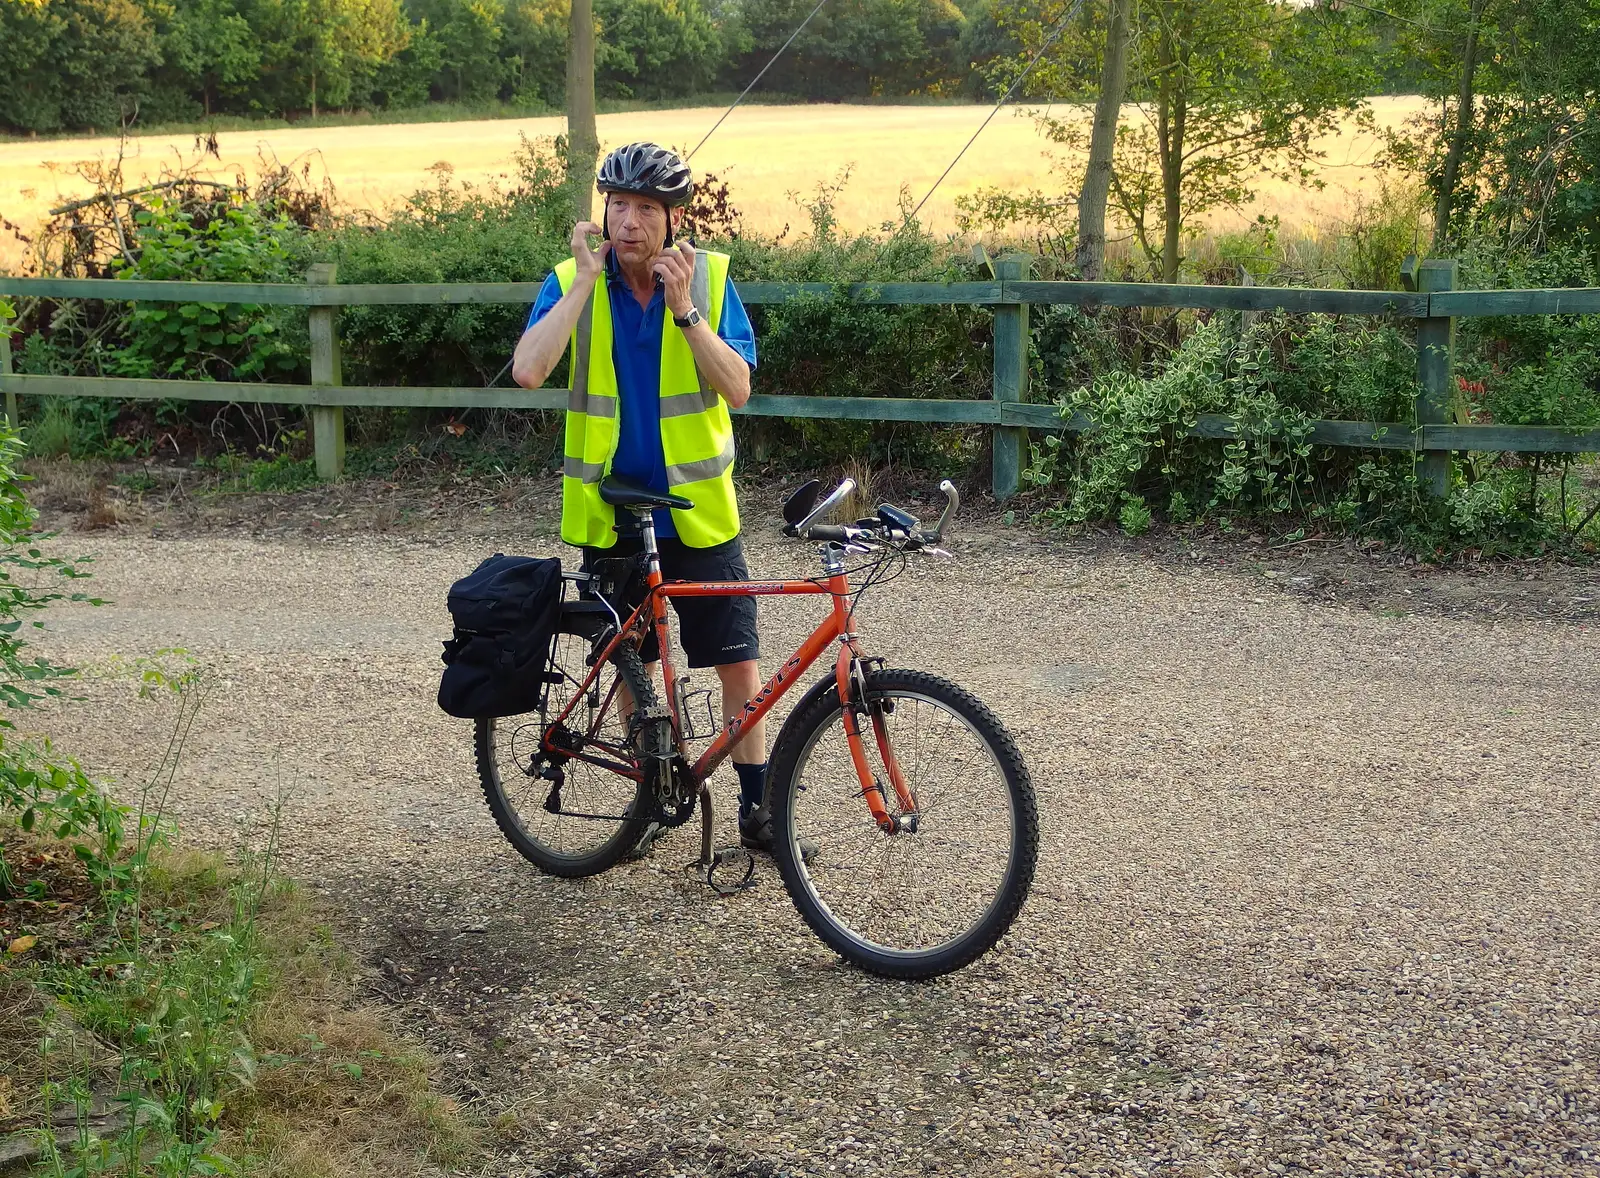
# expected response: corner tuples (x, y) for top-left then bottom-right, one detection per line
(0, 835), (478, 1177)
(223, 884), (480, 1178)
(0, 973), (54, 1128)
(840, 456), (878, 520)
(1, 98), (1430, 272)
(17, 459), (134, 531)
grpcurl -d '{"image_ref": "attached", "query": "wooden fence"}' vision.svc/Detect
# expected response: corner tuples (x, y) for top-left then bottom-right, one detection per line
(3, 254), (1599, 499)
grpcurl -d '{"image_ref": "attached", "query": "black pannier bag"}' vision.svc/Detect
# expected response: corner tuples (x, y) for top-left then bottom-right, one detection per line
(437, 554), (562, 719)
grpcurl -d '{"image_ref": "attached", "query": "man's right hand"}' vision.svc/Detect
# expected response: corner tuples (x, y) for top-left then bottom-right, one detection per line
(572, 220), (609, 283)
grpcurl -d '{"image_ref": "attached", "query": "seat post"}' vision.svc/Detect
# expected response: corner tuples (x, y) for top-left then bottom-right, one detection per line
(636, 509), (661, 574)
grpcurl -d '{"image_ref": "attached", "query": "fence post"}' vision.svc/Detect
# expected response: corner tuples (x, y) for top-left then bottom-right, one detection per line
(0, 331), (15, 431)
(992, 252), (1034, 500)
(1406, 256), (1457, 497)
(306, 263), (345, 479)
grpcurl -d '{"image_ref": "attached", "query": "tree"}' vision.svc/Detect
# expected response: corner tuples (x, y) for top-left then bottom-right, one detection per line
(734, 0), (965, 98)
(500, 0), (567, 105)
(566, 0), (597, 219)
(1076, 0), (1130, 279)
(0, 0), (162, 133)
(595, 0), (725, 99)
(405, 0), (506, 103)
(159, 0), (262, 116)
(247, 0), (409, 117)
(992, 0), (1374, 280)
(372, 14), (445, 107)
(954, 0), (1020, 97)
(1432, 0), (1491, 249)
(1378, 0), (1600, 253)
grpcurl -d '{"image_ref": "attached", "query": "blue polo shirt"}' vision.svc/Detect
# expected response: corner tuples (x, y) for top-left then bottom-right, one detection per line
(526, 255), (757, 538)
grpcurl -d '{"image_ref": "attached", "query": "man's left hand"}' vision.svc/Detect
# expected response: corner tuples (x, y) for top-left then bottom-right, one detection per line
(652, 241), (697, 321)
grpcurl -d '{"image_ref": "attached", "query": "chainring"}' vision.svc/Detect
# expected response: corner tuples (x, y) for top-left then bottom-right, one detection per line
(648, 756), (699, 828)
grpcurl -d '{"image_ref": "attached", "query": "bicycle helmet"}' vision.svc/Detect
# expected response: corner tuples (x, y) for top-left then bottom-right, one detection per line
(596, 142), (693, 208)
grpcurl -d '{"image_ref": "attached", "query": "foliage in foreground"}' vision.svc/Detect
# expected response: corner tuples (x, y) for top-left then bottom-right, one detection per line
(0, 421), (472, 1173)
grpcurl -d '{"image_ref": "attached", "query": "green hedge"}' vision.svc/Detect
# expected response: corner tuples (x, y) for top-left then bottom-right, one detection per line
(9, 137), (1600, 555)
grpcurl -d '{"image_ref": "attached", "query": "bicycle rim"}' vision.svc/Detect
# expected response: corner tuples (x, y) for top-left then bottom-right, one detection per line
(783, 683), (1024, 963)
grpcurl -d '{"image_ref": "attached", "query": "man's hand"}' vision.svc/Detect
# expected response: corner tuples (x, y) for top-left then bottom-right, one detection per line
(652, 241), (696, 320)
(572, 220), (609, 283)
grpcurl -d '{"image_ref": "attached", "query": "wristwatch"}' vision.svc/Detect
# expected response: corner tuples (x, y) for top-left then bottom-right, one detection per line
(673, 307), (703, 329)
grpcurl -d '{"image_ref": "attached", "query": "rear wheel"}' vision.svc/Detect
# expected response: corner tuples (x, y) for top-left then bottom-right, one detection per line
(475, 623), (654, 878)
(768, 668), (1037, 979)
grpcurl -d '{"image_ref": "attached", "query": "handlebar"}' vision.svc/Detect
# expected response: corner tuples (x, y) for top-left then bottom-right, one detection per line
(783, 478), (959, 551)
(795, 477), (856, 535)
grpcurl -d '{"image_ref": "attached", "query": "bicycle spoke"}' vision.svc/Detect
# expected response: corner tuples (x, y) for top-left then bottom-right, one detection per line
(786, 689), (1017, 956)
(489, 632), (640, 859)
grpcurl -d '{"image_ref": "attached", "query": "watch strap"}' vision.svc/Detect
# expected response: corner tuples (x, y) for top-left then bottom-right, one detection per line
(673, 307), (702, 328)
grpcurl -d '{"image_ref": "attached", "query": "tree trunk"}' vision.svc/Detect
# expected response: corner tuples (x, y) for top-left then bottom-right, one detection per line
(1076, 0), (1133, 281)
(1433, 0), (1489, 249)
(566, 0), (599, 222)
(311, 70), (318, 119)
(1155, 18), (1184, 283)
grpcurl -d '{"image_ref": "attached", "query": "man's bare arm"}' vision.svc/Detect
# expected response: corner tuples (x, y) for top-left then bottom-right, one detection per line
(512, 221), (608, 389)
(680, 320), (752, 408)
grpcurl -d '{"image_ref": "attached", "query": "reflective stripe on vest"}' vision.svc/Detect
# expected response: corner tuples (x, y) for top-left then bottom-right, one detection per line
(555, 250), (740, 549)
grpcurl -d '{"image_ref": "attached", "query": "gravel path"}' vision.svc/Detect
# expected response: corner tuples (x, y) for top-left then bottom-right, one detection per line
(28, 497), (1600, 1177)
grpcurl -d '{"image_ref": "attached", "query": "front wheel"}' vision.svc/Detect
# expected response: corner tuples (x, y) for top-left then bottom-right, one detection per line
(768, 668), (1038, 980)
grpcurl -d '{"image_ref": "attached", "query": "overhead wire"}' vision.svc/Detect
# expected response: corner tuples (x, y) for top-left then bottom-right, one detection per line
(686, 0), (834, 162)
(895, 0), (1092, 235)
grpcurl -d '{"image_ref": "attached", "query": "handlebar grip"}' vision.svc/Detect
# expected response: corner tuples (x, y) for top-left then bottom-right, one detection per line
(806, 524), (850, 542)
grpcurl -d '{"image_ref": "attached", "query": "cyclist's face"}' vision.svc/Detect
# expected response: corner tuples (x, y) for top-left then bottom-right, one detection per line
(606, 193), (680, 266)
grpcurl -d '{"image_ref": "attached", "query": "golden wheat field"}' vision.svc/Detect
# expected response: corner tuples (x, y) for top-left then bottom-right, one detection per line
(0, 97), (1429, 273)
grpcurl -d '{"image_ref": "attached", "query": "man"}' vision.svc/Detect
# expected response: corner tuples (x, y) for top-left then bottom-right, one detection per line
(511, 142), (779, 853)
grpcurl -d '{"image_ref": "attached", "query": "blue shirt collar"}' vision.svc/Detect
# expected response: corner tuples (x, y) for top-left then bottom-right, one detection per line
(605, 249), (666, 305)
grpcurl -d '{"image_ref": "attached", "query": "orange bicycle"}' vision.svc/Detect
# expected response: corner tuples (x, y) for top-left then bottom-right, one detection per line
(475, 476), (1038, 979)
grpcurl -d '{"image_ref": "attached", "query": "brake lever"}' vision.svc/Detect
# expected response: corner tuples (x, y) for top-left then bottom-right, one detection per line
(903, 535), (952, 558)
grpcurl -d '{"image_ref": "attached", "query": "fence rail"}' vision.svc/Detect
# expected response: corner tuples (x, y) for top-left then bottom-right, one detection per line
(3, 258), (1598, 497)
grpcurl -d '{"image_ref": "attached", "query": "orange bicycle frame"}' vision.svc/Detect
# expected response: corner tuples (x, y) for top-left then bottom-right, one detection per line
(564, 559), (915, 831)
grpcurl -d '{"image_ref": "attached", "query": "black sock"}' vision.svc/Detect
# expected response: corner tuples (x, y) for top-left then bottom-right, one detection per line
(735, 761), (767, 819)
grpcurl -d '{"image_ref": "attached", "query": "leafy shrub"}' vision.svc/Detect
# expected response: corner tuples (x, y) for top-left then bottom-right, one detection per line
(311, 137), (574, 390)
(1029, 317), (1389, 523)
(207, 448), (320, 492)
(721, 172), (991, 466)
(0, 419), (110, 895)
(1456, 238), (1600, 433)
(109, 198), (303, 381)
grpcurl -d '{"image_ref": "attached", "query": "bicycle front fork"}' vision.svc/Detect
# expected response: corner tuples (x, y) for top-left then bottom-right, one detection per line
(836, 649), (919, 833)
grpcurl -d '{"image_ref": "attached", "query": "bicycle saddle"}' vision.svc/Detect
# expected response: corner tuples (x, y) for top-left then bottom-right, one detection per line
(598, 474), (693, 512)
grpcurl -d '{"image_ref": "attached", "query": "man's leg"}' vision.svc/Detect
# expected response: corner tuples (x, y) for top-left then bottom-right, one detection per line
(716, 659), (767, 816)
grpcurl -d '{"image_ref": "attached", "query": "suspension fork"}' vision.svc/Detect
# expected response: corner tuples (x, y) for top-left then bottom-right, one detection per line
(832, 609), (916, 834)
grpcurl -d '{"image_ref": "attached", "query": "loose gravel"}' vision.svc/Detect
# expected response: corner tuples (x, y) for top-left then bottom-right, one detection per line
(27, 481), (1600, 1177)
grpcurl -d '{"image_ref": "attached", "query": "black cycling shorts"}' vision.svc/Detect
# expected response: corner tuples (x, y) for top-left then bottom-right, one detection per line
(580, 534), (760, 669)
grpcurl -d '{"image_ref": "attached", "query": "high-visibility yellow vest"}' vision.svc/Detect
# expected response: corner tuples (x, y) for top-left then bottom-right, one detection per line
(555, 250), (740, 549)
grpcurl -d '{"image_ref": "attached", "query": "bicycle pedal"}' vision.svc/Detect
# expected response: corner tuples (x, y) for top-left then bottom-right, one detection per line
(681, 846), (757, 895)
